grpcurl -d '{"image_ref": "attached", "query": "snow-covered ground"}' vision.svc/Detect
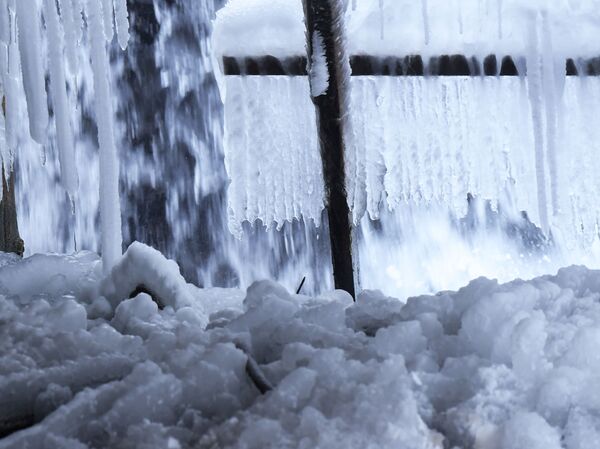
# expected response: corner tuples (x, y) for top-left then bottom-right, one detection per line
(1, 245), (600, 448)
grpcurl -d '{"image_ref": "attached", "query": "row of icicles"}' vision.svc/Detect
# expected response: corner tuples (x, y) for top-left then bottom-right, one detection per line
(0, 0), (130, 271)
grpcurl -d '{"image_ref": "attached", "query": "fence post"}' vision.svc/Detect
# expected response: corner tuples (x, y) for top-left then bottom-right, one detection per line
(302, 0), (358, 298)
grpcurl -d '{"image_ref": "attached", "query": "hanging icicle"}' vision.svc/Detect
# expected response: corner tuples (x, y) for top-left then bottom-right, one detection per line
(113, 0), (131, 50)
(45, 0), (78, 198)
(100, 0), (115, 42)
(15, 0), (49, 144)
(85, 0), (123, 271)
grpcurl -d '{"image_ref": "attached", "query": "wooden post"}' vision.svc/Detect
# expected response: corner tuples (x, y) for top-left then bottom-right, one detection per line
(302, 0), (357, 298)
(0, 97), (24, 256)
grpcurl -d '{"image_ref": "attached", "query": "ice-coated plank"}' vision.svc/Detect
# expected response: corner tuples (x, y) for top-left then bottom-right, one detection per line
(15, 0), (49, 144)
(45, 0), (79, 198)
(85, 0), (123, 271)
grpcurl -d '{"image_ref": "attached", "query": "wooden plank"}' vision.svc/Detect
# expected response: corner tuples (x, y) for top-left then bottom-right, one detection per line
(223, 54), (600, 77)
(302, 0), (357, 298)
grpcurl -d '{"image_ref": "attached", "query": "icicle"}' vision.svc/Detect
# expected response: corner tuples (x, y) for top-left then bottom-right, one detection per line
(71, 0), (85, 45)
(352, 0), (357, 11)
(59, 0), (79, 73)
(85, 0), (122, 271)
(100, 0), (114, 43)
(15, 0), (49, 144)
(497, 0), (503, 40)
(456, 0), (464, 35)
(541, 11), (565, 220)
(379, 0), (384, 40)
(45, 0), (78, 198)
(0, 1), (9, 44)
(113, 0), (130, 50)
(421, 0), (430, 46)
(526, 11), (549, 232)
(3, 41), (20, 165)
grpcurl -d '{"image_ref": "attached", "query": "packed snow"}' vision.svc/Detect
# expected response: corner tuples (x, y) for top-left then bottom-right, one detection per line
(1, 246), (600, 447)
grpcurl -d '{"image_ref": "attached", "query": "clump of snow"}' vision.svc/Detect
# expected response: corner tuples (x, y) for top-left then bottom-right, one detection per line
(100, 242), (201, 315)
(2, 250), (600, 447)
(309, 31), (329, 97)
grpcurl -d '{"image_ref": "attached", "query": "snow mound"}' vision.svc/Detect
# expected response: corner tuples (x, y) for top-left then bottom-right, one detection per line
(100, 242), (201, 314)
(2, 252), (600, 448)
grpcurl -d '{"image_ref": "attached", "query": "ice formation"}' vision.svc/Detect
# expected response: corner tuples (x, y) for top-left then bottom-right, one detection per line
(0, 0), (130, 270)
(2, 250), (600, 447)
(216, 0), (600, 249)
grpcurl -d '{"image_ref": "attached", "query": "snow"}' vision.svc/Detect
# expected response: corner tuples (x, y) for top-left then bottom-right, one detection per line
(1, 248), (600, 447)
(100, 241), (202, 315)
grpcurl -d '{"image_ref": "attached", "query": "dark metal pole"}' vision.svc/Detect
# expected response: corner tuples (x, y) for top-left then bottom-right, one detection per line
(302, 0), (357, 298)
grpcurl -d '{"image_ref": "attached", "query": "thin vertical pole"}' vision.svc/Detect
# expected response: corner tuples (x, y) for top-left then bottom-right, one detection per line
(302, 0), (358, 298)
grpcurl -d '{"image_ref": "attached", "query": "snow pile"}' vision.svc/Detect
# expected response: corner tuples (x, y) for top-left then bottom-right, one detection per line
(101, 241), (201, 315)
(2, 250), (600, 447)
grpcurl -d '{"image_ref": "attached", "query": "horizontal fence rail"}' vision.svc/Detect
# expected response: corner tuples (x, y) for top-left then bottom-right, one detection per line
(223, 54), (600, 77)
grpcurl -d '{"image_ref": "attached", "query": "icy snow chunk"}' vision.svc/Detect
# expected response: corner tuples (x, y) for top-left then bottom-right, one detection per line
(273, 367), (317, 410)
(564, 409), (600, 449)
(510, 312), (549, 381)
(0, 251), (100, 299)
(112, 293), (158, 334)
(501, 412), (561, 449)
(101, 242), (201, 315)
(34, 383), (73, 421)
(346, 289), (404, 334)
(374, 320), (427, 363)
(560, 326), (600, 372)
(46, 299), (87, 332)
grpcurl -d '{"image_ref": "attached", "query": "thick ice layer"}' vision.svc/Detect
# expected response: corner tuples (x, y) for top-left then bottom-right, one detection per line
(224, 75), (600, 246)
(2, 251), (600, 447)
(224, 76), (324, 236)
